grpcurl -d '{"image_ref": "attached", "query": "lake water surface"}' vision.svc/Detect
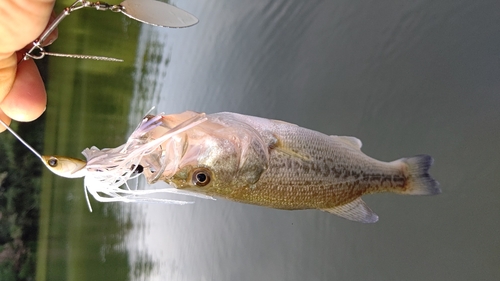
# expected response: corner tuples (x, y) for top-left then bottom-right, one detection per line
(39, 0), (499, 280)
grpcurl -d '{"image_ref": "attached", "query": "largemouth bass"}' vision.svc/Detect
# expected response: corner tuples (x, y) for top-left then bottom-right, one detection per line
(42, 111), (440, 222)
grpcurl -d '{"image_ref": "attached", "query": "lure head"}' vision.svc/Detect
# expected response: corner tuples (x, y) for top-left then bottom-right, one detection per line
(41, 155), (87, 178)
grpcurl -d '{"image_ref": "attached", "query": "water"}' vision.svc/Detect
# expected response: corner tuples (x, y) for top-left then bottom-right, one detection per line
(39, 0), (499, 280)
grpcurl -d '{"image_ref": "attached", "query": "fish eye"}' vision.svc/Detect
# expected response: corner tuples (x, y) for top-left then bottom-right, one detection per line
(48, 157), (58, 167)
(192, 168), (211, 186)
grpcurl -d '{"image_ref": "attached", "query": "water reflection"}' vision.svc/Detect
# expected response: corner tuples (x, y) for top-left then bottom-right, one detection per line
(124, 0), (500, 280)
(36, 1), (143, 280)
(129, 27), (168, 121)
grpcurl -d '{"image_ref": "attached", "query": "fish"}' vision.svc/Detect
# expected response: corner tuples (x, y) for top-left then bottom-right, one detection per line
(137, 111), (440, 223)
(30, 111), (442, 222)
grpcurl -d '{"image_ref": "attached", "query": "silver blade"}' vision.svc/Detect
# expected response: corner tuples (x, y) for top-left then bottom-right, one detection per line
(120, 0), (198, 28)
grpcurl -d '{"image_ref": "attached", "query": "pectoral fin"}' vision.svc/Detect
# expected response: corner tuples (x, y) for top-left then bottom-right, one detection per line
(271, 134), (311, 161)
(321, 198), (379, 223)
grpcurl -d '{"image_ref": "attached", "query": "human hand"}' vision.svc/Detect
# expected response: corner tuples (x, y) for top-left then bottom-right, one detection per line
(0, 0), (57, 132)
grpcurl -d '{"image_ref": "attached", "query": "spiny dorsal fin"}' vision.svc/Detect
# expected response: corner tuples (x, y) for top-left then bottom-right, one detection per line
(332, 136), (363, 150)
(321, 198), (378, 223)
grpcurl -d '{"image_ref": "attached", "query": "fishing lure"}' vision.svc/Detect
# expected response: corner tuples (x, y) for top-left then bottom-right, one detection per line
(23, 0), (199, 62)
(0, 113), (213, 212)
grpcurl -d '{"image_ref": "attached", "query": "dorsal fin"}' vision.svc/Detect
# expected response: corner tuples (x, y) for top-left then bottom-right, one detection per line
(332, 136), (362, 150)
(321, 198), (378, 223)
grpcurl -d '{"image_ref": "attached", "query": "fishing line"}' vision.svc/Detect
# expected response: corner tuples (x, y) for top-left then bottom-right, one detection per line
(0, 119), (43, 161)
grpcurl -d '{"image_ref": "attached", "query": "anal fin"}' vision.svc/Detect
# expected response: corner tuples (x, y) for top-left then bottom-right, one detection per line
(321, 198), (379, 223)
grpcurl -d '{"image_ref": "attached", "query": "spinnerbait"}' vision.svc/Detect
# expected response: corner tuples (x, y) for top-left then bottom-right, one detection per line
(23, 0), (198, 62)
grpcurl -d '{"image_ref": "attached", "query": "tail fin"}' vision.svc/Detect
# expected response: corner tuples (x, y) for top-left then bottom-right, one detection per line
(399, 155), (440, 195)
